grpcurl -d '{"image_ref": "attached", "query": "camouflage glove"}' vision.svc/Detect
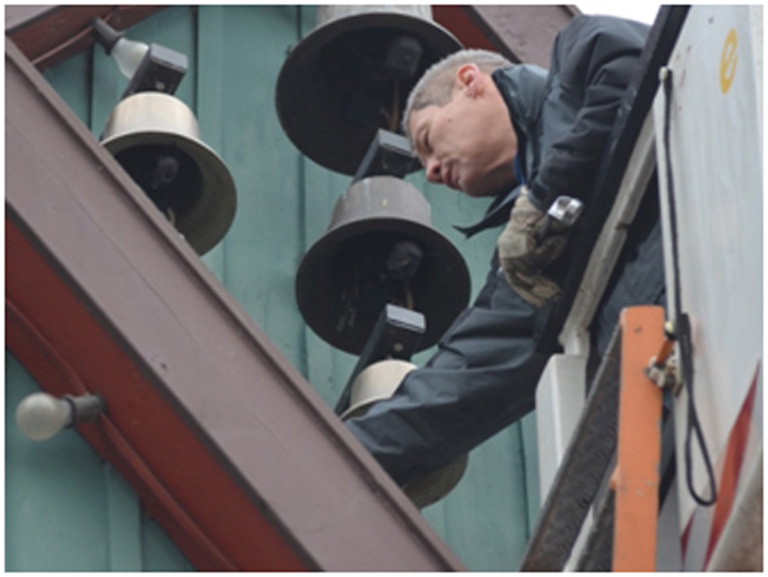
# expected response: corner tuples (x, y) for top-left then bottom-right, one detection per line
(497, 187), (568, 308)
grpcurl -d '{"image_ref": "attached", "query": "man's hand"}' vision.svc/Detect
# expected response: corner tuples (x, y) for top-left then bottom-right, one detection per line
(497, 188), (568, 307)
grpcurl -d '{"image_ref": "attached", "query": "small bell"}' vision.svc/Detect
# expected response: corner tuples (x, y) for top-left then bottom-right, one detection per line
(101, 92), (237, 254)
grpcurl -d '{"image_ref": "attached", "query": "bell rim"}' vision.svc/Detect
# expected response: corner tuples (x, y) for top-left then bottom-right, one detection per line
(295, 212), (470, 355)
(275, 11), (463, 175)
(340, 359), (417, 420)
(286, 10), (463, 60)
(406, 453), (469, 509)
(102, 129), (237, 255)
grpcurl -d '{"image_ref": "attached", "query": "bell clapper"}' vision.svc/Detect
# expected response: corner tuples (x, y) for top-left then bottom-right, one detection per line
(403, 280), (415, 310)
(390, 80), (401, 133)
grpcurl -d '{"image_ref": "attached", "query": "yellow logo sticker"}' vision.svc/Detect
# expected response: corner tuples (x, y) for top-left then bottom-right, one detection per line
(720, 28), (738, 94)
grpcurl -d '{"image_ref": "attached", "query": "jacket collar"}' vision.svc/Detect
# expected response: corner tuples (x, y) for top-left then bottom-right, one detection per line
(493, 65), (548, 146)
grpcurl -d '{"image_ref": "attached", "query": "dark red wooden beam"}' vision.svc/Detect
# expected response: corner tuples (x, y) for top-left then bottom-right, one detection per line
(5, 5), (167, 69)
(434, 5), (579, 66)
(8, 5), (579, 71)
(432, 5), (501, 52)
(5, 37), (465, 571)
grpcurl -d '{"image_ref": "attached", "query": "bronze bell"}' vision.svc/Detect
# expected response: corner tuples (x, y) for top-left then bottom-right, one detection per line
(275, 5), (462, 175)
(101, 92), (237, 255)
(296, 176), (470, 355)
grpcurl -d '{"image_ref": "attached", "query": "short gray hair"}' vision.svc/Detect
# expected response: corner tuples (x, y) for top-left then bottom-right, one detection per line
(402, 49), (513, 140)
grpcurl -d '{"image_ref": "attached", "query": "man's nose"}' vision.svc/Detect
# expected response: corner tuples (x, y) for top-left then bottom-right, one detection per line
(425, 158), (442, 183)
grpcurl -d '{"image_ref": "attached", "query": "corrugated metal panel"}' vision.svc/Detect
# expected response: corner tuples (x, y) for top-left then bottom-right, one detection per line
(6, 5), (539, 570)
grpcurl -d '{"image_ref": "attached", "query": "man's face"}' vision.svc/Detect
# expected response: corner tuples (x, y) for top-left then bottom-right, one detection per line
(408, 70), (517, 198)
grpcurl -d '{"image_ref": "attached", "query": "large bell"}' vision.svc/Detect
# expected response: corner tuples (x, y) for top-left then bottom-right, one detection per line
(275, 5), (462, 175)
(101, 92), (237, 255)
(296, 176), (470, 355)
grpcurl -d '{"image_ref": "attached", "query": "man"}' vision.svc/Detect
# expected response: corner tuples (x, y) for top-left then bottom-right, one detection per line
(345, 15), (662, 492)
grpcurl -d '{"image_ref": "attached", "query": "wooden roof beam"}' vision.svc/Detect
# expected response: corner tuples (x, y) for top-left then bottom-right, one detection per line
(5, 5), (167, 69)
(9, 5), (581, 72)
(434, 5), (580, 67)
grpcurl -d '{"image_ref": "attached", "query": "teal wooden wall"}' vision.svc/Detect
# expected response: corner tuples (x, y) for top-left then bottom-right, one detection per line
(6, 353), (194, 571)
(7, 6), (539, 570)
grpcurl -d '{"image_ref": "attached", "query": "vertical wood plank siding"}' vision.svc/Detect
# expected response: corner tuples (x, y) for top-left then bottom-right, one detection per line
(5, 353), (194, 571)
(7, 6), (539, 570)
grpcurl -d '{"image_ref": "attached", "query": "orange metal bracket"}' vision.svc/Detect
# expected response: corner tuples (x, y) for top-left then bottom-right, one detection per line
(611, 306), (666, 571)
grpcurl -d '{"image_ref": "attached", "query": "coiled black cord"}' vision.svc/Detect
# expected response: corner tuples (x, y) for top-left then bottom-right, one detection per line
(661, 67), (718, 506)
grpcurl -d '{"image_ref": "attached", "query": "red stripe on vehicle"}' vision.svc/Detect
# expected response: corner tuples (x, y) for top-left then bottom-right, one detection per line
(703, 364), (760, 567)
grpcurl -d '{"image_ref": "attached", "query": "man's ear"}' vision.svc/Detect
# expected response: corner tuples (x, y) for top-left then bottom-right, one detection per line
(456, 63), (484, 97)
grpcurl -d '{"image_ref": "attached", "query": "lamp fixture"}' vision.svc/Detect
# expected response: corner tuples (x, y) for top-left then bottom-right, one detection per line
(92, 16), (149, 80)
(15, 392), (105, 441)
(91, 17), (188, 98)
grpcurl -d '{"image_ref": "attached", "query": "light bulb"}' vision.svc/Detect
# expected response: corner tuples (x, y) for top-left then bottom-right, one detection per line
(110, 37), (150, 80)
(15, 392), (73, 441)
(91, 17), (149, 80)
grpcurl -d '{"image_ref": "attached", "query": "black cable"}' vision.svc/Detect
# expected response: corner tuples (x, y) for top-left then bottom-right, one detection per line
(661, 67), (717, 506)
